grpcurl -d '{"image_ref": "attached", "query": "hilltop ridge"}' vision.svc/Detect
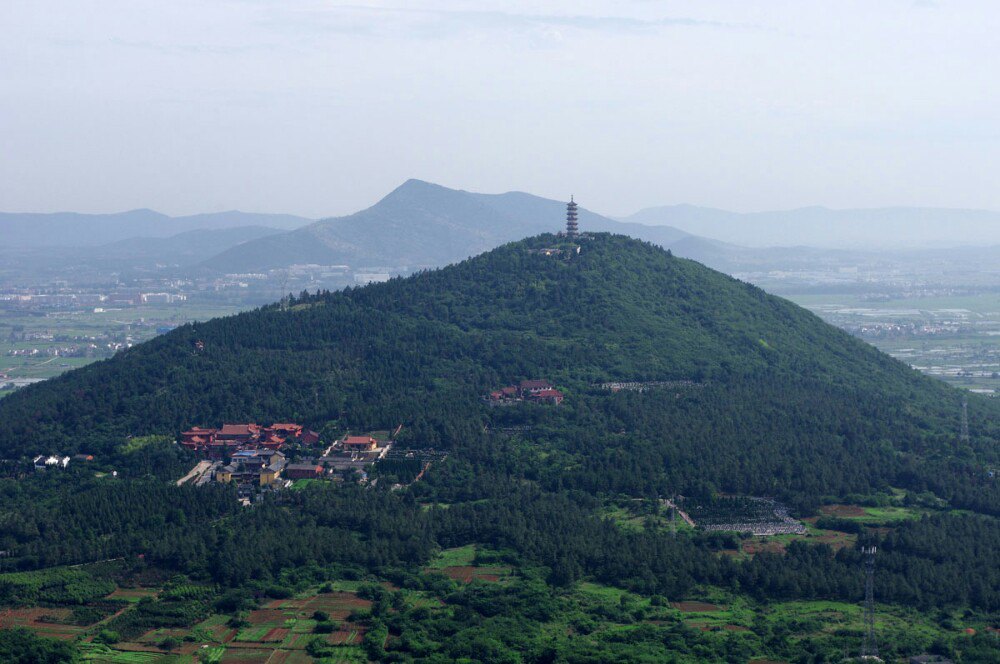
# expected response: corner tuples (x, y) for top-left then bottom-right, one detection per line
(2, 232), (996, 513)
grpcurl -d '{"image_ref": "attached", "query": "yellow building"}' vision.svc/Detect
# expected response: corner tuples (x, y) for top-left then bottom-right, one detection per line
(213, 450), (286, 486)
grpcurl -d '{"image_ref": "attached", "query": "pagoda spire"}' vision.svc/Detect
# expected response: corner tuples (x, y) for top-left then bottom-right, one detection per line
(565, 196), (579, 238)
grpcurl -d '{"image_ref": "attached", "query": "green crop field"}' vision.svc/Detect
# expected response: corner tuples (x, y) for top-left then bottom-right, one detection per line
(79, 643), (164, 663)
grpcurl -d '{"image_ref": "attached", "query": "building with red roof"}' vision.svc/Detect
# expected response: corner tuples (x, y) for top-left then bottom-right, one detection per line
(342, 435), (378, 452)
(487, 380), (563, 405)
(284, 463), (324, 480)
(519, 379), (553, 394)
(527, 388), (564, 405)
(180, 421), (321, 456)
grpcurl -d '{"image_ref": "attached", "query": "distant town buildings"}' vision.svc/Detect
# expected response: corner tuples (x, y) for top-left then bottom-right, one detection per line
(354, 273), (391, 285)
(140, 292), (187, 304)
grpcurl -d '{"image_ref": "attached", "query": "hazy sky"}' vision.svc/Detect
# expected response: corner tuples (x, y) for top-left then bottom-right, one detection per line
(2, 1), (998, 218)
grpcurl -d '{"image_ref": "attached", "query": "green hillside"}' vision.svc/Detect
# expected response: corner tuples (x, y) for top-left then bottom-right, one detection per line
(2, 233), (996, 512)
(1, 234), (998, 662)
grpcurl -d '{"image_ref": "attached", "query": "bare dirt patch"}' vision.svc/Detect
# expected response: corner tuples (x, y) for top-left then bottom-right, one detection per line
(327, 629), (362, 645)
(220, 649), (272, 663)
(742, 539), (787, 555)
(247, 609), (286, 625)
(0, 607), (85, 640)
(670, 601), (722, 612)
(819, 504), (866, 517)
(441, 566), (476, 582)
(262, 627), (289, 642)
(304, 592), (370, 611)
(439, 565), (509, 583)
(0, 607), (72, 627)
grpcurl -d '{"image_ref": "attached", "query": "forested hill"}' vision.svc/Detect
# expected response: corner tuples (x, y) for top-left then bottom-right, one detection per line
(1, 234), (997, 511)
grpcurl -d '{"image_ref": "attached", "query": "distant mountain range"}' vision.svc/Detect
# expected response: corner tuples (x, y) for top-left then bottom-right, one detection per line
(621, 204), (1000, 249)
(0, 209), (311, 247)
(90, 226), (286, 265)
(204, 179), (698, 273)
(0, 226), (289, 279)
(5, 185), (1000, 278)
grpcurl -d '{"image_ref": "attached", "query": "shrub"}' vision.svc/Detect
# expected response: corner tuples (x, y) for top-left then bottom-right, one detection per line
(159, 636), (180, 650)
(313, 621), (336, 634)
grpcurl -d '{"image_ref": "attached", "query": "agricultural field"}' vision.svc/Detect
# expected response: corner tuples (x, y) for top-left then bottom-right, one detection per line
(787, 291), (1000, 394)
(0, 560), (384, 662)
(0, 303), (243, 398)
(422, 545), (515, 584)
(1, 547), (994, 662)
(94, 590), (373, 662)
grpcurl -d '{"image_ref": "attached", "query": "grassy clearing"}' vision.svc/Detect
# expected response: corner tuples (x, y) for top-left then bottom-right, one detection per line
(819, 503), (929, 524)
(118, 434), (173, 455)
(317, 579), (364, 593)
(426, 544), (476, 569)
(859, 505), (927, 523)
(600, 500), (698, 535)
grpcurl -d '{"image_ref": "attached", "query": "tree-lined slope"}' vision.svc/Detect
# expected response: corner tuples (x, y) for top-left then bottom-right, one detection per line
(2, 233), (996, 512)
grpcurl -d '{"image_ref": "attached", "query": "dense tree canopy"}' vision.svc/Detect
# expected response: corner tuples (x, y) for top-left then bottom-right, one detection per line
(0, 235), (997, 661)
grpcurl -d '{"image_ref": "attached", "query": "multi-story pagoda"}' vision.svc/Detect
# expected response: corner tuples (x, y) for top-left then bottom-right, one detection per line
(565, 196), (579, 238)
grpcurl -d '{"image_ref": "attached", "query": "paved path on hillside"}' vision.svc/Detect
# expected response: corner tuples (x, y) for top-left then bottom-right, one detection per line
(177, 460), (212, 486)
